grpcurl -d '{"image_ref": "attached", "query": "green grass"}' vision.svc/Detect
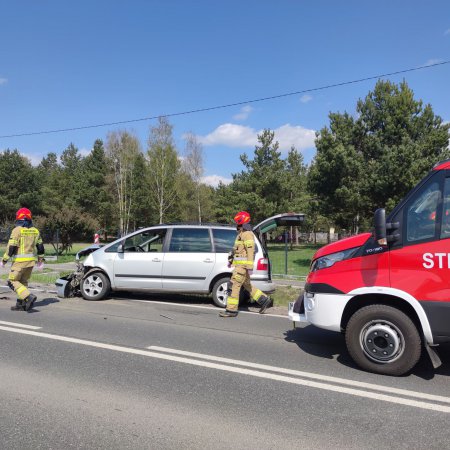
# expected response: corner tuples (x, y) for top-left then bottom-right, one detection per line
(1, 269), (73, 284)
(272, 284), (303, 307)
(267, 243), (321, 278)
(0, 243), (91, 264)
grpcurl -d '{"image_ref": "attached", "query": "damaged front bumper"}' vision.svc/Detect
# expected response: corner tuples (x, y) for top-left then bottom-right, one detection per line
(55, 244), (103, 298)
(288, 291), (308, 325)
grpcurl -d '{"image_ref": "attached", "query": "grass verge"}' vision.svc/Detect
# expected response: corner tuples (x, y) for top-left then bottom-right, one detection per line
(272, 284), (303, 308)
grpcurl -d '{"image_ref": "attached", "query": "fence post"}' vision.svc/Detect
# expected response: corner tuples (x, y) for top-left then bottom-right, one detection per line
(284, 230), (288, 275)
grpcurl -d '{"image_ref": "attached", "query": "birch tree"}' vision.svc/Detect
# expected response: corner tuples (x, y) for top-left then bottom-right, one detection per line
(106, 130), (141, 236)
(147, 117), (180, 224)
(183, 132), (204, 222)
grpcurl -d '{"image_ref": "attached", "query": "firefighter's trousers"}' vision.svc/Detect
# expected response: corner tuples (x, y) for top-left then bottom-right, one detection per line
(226, 266), (265, 312)
(8, 261), (35, 300)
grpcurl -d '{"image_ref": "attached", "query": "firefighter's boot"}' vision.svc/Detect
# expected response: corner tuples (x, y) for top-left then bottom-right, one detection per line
(219, 309), (238, 318)
(10, 299), (25, 311)
(257, 295), (273, 314)
(23, 294), (37, 312)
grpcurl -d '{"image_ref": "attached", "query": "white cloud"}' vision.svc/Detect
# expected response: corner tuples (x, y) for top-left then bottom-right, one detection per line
(202, 174), (232, 187)
(274, 124), (316, 150)
(233, 105), (253, 121)
(197, 123), (315, 152)
(21, 153), (42, 166)
(79, 147), (92, 157)
(0, 78), (7, 85)
(300, 94), (312, 103)
(198, 123), (257, 147)
(424, 58), (443, 66)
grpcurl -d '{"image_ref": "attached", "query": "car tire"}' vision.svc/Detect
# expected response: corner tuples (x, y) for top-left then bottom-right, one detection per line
(81, 271), (110, 301)
(212, 277), (230, 308)
(345, 304), (422, 376)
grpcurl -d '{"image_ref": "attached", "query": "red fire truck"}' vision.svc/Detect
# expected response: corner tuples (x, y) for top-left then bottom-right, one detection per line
(289, 160), (450, 375)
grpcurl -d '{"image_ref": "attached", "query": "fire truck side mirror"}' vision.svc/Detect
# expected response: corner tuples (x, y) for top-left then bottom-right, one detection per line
(374, 208), (387, 246)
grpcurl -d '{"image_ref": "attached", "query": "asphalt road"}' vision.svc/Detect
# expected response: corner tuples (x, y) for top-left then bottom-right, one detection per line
(0, 287), (449, 450)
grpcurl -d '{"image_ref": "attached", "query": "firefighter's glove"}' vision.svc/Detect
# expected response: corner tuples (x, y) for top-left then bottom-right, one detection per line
(0, 259), (6, 268)
(36, 261), (44, 271)
(227, 252), (234, 268)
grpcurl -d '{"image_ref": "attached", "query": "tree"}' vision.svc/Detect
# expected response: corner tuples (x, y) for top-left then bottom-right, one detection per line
(130, 151), (154, 228)
(231, 129), (287, 223)
(0, 149), (40, 222)
(147, 117), (180, 224)
(81, 139), (115, 236)
(59, 143), (85, 209)
(308, 79), (450, 232)
(106, 130), (141, 236)
(183, 133), (205, 222)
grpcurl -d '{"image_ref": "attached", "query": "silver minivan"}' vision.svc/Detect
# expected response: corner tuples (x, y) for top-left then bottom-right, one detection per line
(58, 213), (304, 307)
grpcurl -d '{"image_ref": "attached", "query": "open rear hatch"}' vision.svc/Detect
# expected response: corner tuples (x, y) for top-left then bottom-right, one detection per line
(253, 212), (306, 278)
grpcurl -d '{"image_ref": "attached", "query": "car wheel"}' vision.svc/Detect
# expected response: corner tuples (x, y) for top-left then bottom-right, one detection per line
(81, 271), (110, 301)
(345, 304), (422, 376)
(212, 277), (230, 308)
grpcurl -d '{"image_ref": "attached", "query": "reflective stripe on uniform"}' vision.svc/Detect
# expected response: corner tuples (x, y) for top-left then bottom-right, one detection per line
(251, 289), (263, 301)
(13, 257), (37, 262)
(20, 229), (39, 236)
(243, 239), (254, 247)
(16, 285), (28, 299)
(227, 297), (239, 306)
(13, 253), (36, 262)
(8, 238), (19, 246)
(233, 260), (253, 266)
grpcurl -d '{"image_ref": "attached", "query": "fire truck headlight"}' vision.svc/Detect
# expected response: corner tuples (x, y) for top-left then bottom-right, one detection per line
(311, 248), (357, 272)
(305, 296), (315, 311)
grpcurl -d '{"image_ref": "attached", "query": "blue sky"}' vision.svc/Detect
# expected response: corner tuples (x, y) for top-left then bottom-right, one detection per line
(1, 1), (449, 186)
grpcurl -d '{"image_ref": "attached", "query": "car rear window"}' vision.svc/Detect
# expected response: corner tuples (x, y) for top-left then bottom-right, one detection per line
(212, 228), (236, 253)
(169, 228), (212, 252)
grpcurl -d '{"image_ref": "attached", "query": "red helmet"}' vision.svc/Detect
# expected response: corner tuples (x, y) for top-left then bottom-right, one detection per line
(234, 211), (250, 225)
(16, 207), (32, 220)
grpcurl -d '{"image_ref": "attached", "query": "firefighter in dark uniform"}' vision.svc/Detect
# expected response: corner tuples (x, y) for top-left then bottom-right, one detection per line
(219, 211), (273, 317)
(1, 208), (44, 311)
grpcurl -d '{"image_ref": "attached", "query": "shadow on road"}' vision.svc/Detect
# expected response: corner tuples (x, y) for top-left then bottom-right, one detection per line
(284, 325), (450, 379)
(111, 291), (212, 305)
(27, 297), (60, 313)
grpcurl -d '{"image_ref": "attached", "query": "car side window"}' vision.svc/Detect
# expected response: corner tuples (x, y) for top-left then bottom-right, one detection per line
(212, 229), (236, 252)
(406, 181), (440, 243)
(440, 177), (450, 239)
(169, 228), (212, 252)
(124, 229), (166, 253)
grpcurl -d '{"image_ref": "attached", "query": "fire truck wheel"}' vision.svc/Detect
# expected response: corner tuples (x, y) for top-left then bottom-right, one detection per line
(345, 304), (422, 376)
(81, 271), (110, 301)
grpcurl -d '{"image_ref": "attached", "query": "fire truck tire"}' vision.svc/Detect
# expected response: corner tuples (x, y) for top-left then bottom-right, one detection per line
(345, 304), (422, 376)
(81, 271), (110, 301)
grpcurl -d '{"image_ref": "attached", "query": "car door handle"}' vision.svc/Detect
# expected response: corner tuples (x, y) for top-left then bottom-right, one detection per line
(152, 258), (162, 262)
(203, 258), (214, 263)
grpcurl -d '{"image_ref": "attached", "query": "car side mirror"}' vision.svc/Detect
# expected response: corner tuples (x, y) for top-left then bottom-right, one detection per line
(374, 208), (387, 245)
(117, 243), (124, 253)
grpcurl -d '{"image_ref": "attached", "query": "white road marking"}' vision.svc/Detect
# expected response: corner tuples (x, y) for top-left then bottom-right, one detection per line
(148, 346), (450, 405)
(127, 299), (287, 318)
(0, 320), (42, 330)
(0, 324), (448, 413)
